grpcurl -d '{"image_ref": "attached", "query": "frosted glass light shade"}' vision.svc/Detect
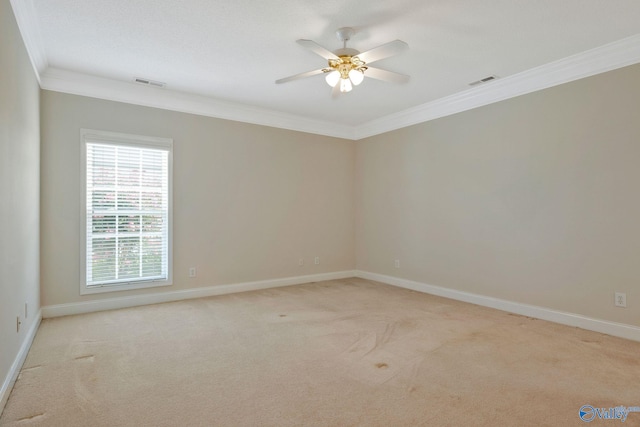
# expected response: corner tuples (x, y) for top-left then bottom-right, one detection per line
(325, 71), (340, 87)
(339, 78), (352, 92)
(349, 69), (364, 85)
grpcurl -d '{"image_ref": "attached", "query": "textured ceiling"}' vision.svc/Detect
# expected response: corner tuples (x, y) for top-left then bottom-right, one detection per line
(25, 0), (640, 127)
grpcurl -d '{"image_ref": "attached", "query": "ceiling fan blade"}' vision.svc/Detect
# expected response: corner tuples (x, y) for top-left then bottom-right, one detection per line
(365, 67), (410, 84)
(275, 68), (326, 84)
(356, 40), (408, 64)
(297, 39), (339, 60)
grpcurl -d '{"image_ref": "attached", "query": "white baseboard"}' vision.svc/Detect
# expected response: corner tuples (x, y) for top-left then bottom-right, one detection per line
(355, 270), (640, 342)
(42, 270), (357, 318)
(40, 268), (640, 341)
(0, 310), (42, 416)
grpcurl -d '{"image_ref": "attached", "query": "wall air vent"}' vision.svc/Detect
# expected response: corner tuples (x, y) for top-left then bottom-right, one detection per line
(134, 77), (166, 88)
(468, 75), (498, 86)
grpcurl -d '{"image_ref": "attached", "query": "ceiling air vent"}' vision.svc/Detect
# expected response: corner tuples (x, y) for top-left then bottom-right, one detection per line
(134, 77), (166, 88)
(468, 75), (498, 86)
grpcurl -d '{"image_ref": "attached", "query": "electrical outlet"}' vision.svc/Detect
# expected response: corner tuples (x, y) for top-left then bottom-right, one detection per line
(25, 302), (28, 318)
(16, 316), (21, 333)
(298, 258), (304, 266)
(394, 259), (400, 268)
(314, 257), (320, 265)
(189, 267), (197, 278)
(615, 292), (627, 308)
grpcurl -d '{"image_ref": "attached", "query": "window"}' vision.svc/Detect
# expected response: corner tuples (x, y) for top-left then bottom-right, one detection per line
(81, 129), (172, 294)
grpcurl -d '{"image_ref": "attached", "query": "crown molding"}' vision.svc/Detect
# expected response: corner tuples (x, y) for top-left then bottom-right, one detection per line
(40, 33), (640, 141)
(40, 68), (356, 140)
(353, 34), (640, 139)
(15, 0), (640, 142)
(9, 0), (48, 83)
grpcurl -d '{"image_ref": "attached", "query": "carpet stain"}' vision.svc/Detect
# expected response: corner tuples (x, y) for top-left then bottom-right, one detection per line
(279, 314), (287, 317)
(74, 355), (95, 361)
(508, 313), (537, 321)
(17, 413), (44, 422)
(375, 363), (388, 369)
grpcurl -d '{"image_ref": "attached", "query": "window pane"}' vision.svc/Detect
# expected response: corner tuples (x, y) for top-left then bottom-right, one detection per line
(90, 145), (116, 186)
(141, 191), (162, 210)
(142, 214), (163, 233)
(92, 215), (116, 234)
(142, 236), (163, 276)
(118, 237), (140, 279)
(117, 191), (140, 210)
(118, 215), (140, 233)
(117, 147), (140, 187)
(92, 191), (115, 210)
(92, 237), (116, 282)
(141, 150), (164, 188)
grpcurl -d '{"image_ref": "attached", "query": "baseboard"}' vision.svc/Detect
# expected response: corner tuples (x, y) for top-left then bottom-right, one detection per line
(40, 268), (640, 340)
(355, 270), (640, 342)
(42, 270), (357, 318)
(0, 310), (42, 416)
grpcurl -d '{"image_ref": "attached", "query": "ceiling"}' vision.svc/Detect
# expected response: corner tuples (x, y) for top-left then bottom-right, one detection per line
(11, 0), (640, 139)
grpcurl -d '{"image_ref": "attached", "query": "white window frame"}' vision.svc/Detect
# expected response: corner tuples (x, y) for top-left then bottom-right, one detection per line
(80, 128), (173, 295)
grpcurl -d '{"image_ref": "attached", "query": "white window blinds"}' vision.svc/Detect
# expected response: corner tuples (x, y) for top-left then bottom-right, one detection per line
(82, 130), (172, 290)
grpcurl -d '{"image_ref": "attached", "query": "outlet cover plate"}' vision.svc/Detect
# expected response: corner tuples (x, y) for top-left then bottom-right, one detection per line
(615, 292), (627, 308)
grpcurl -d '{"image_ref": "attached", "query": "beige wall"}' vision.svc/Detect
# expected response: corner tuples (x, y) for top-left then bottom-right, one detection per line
(40, 91), (355, 306)
(0, 0), (40, 401)
(356, 63), (640, 327)
(35, 31), (640, 329)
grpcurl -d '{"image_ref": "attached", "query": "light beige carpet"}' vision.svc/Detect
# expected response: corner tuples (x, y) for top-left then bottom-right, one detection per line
(2, 278), (639, 426)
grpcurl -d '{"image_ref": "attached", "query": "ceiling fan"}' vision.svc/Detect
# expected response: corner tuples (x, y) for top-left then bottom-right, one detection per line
(275, 27), (409, 96)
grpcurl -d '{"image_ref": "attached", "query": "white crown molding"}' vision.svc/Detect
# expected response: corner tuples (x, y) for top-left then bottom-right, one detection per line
(41, 270), (357, 318)
(355, 270), (640, 342)
(9, 0), (48, 83)
(353, 34), (640, 140)
(14, 0), (640, 142)
(0, 310), (42, 415)
(40, 68), (356, 140)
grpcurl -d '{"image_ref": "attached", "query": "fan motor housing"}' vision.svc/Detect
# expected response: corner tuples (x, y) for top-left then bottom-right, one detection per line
(333, 48), (360, 57)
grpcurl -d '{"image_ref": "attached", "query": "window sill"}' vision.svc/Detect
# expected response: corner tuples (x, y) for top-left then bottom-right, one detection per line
(80, 279), (172, 295)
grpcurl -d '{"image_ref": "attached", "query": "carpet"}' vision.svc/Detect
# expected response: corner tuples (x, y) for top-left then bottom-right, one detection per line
(1, 278), (639, 426)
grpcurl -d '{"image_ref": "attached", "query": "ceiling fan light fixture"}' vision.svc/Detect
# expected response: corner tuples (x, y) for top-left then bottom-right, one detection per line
(276, 28), (409, 96)
(325, 70), (340, 87)
(340, 77), (352, 93)
(348, 69), (364, 86)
